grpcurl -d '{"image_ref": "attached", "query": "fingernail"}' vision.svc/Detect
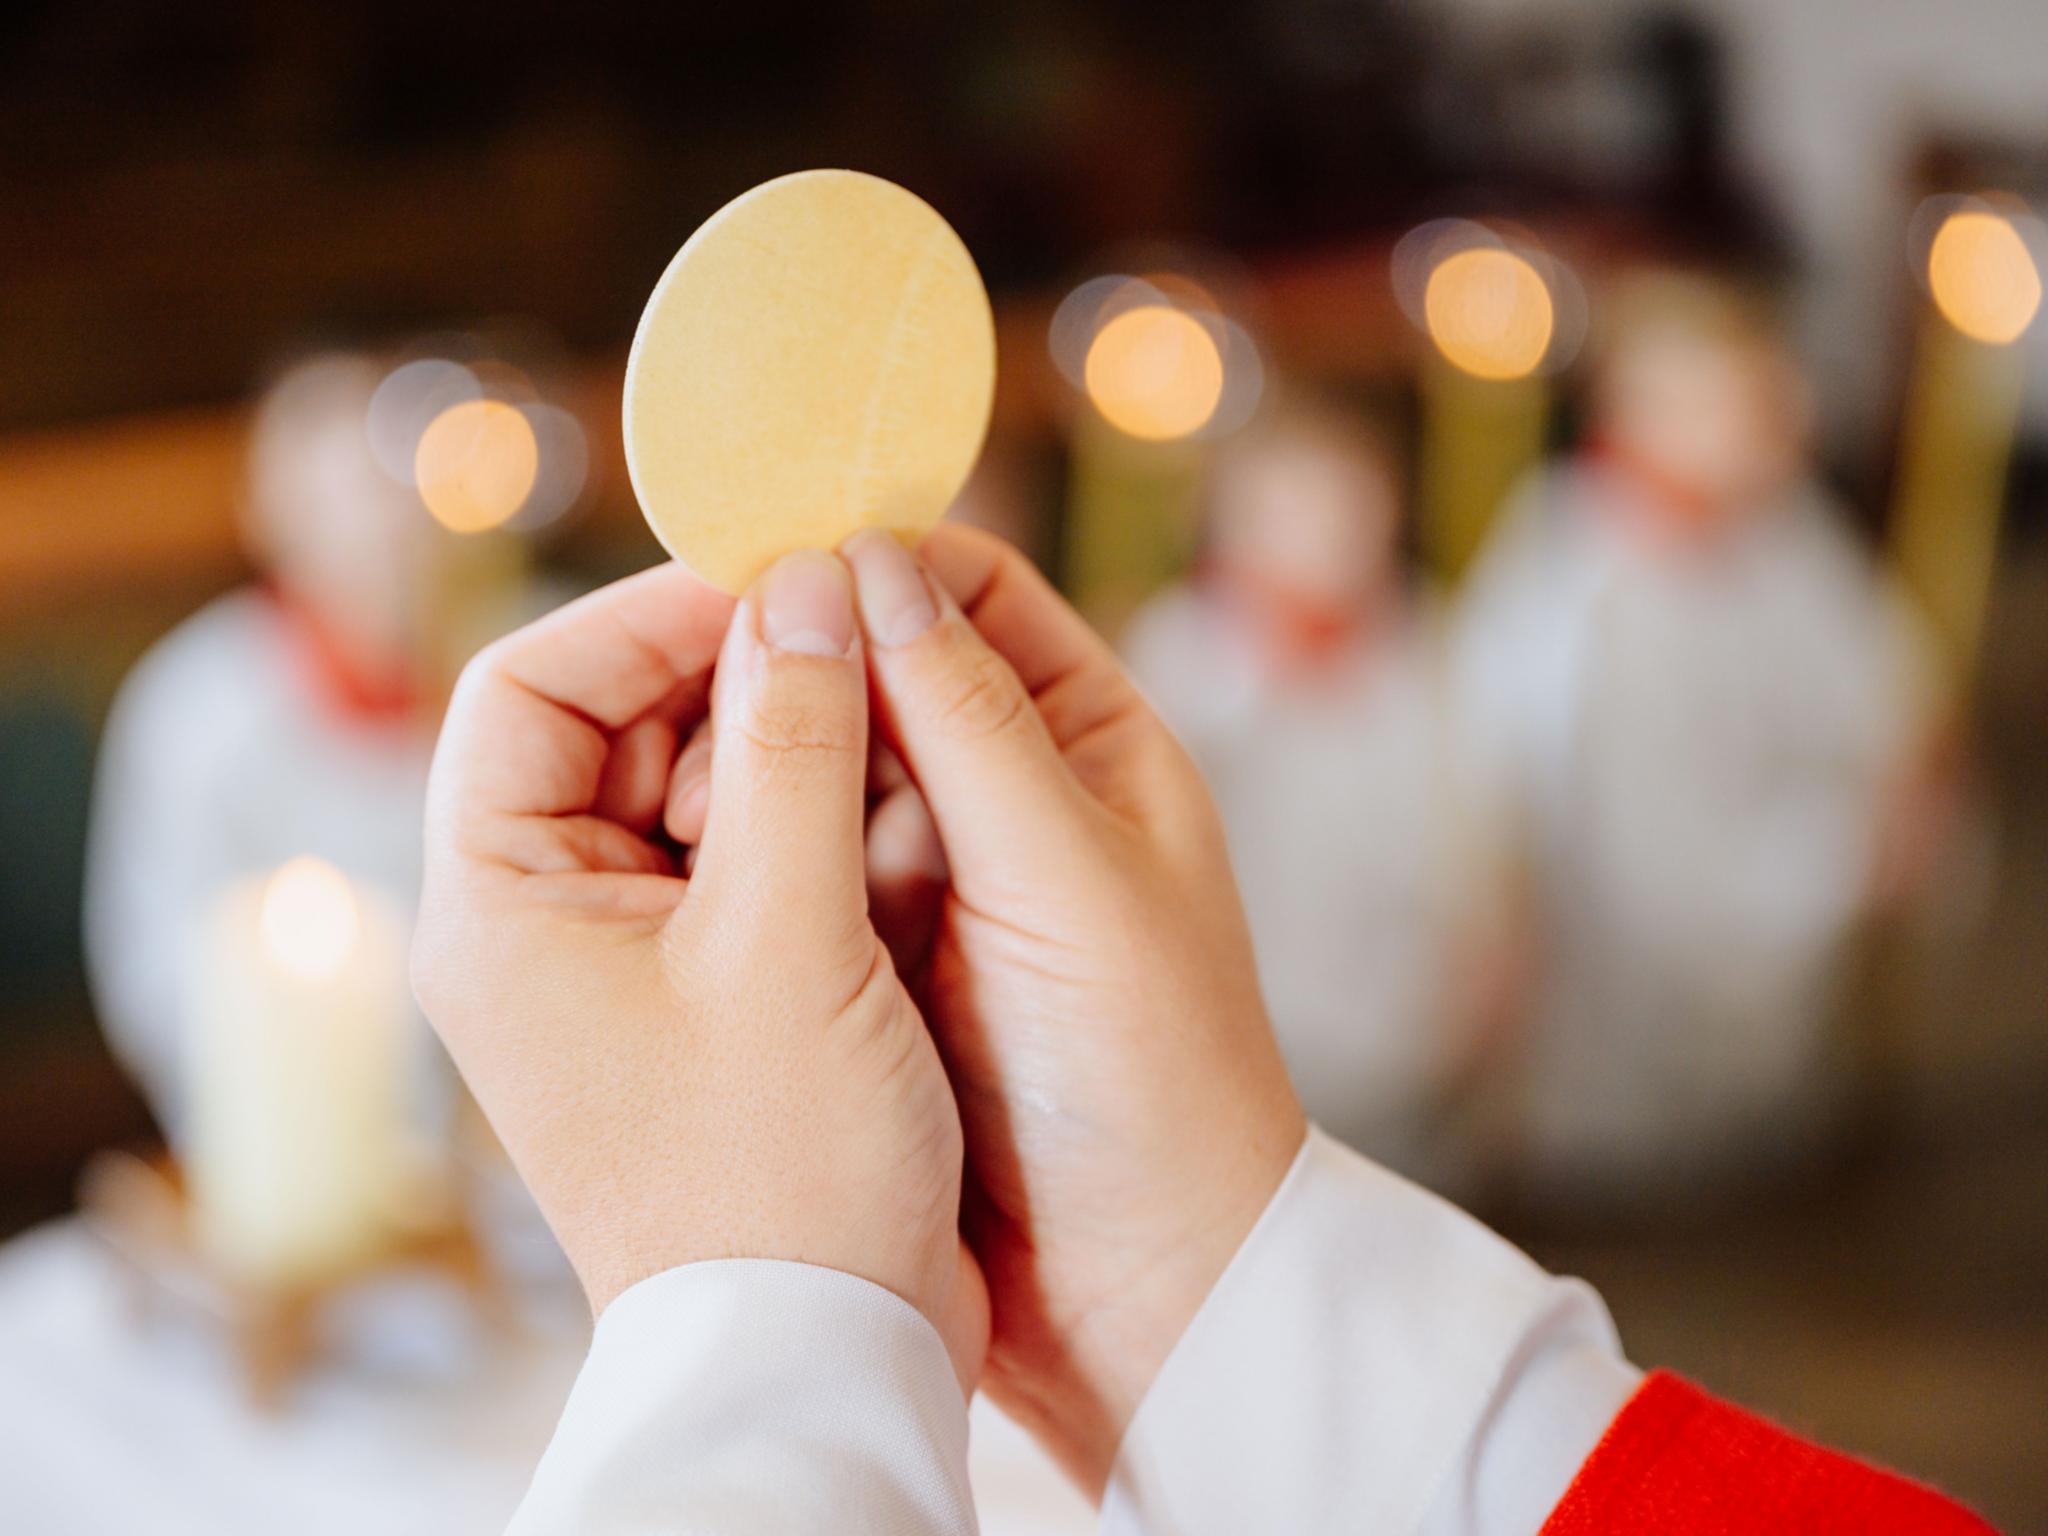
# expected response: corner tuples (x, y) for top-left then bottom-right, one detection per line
(759, 550), (855, 656)
(669, 773), (709, 834)
(667, 740), (711, 830)
(844, 530), (939, 649)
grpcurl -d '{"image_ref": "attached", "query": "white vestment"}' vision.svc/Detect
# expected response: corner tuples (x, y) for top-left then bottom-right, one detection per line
(510, 1128), (1639, 1533)
(83, 589), (439, 1140)
(1451, 465), (1936, 1199)
(1123, 589), (1487, 1181)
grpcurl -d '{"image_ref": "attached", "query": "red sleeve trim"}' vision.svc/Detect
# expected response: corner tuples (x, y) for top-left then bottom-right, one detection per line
(1539, 1370), (1998, 1535)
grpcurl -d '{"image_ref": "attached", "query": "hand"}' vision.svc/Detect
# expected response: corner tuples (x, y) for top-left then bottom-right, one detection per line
(841, 526), (1306, 1492)
(411, 551), (987, 1390)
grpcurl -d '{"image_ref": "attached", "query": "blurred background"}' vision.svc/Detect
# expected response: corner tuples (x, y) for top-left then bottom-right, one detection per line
(3, 1), (2046, 1530)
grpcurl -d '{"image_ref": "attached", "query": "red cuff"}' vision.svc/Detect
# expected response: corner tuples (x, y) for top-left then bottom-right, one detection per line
(1540, 1371), (1997, 1535)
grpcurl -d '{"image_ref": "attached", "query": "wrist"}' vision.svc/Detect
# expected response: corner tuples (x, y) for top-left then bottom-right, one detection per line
(1004, 1257), (1241, 1496)
(995, 1108), (1308, 1497)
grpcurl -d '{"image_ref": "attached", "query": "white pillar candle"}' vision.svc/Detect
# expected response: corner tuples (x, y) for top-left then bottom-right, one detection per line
(182, 856), (410, 1285)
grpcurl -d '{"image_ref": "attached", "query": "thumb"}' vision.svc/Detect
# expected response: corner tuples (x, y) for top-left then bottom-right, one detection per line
(842, 530), (1088, 888)
(689, 550), (871, 948)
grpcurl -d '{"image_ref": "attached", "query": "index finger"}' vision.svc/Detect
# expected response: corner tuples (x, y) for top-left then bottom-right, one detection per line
(917, 522), (1141, 749)
(432, 560), (737, 824)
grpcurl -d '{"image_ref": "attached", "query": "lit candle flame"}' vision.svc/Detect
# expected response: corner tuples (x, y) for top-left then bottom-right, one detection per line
(259, 856), (360, 983)
(1083, 304), (1226, 441)
(1927, 209), (2042, 346)
(1423, 247), (1555, 381)
(415, 398), (540, 532)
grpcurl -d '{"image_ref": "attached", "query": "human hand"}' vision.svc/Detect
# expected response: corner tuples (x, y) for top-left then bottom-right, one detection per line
(840, 526), (1306, 1492)
(411, 552), (987, 1390)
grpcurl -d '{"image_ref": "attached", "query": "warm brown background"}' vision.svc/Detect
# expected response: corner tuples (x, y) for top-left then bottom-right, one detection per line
(2, 2), (2044, 1525)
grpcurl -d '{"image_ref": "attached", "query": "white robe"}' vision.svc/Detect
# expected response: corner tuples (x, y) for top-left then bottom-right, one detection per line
(82, 589), (439, 1141)
(510, 1128), (1639, 1533)
(1123, 589), (1488, 1181)
(1450, 465), (1936, 1199)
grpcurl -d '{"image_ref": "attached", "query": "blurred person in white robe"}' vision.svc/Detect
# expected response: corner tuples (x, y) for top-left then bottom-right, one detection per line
(1123, 399), (1504, 1185)
(1451, 274), (1948, 1209)
(83, 353), (555, 1270)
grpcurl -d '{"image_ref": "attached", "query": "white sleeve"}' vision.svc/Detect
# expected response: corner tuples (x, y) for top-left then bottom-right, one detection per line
(510, 1259), (978, 1535)
(82, 649), (235, 1138)
(1102, 1128), (1639, 1536)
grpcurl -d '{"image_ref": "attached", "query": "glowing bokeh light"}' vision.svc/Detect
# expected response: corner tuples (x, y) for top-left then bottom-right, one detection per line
(1084, 304), (1226, 441)
(259, 857), (360, 983)
(1205, 314), (1266, 438)
(1927, 210), (2042, 345)
(510, 402), (590, 531)
(415, 399), (540, 532)
(1140, 270), (1221, 316)
(1423, 247), (1555, 380)
(366, 359), (480, 484)
(1050, 275), (1159, 386)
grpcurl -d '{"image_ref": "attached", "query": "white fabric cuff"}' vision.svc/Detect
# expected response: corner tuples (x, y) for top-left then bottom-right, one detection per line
(1102, 1126), (1629, 1535)
(511, 1259), (976, 1534)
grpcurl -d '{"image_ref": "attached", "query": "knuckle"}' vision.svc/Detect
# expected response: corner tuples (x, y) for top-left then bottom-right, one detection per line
(737, 689), (864, 766)
(929, 645), (1031, 745)
(439, 639), (513, 733)
(828, 944), (914, 1051)
(459, 635), (515, 696)
(839, 938), (900, 1017)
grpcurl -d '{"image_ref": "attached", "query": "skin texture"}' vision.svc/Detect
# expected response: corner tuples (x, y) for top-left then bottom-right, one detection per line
(412, 551), (987, 1392)
(842, 525), (1305, 1494)
(415, 523), (1305, 1493)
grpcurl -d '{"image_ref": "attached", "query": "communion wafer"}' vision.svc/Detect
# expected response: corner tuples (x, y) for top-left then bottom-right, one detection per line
(623, 169), (997, 593)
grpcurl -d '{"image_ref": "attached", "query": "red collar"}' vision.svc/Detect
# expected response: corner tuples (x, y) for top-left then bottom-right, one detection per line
(267, 584), (423, 724)
(1199, 563), (1392, 676)
(1582, 438), (1735, 551)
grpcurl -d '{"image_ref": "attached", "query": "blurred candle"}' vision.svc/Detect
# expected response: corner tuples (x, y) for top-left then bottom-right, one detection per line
(1063, 302), (1222, 630)
(1417, 246), (1554, 584)
(415, 398), (539, 534)
(1051, 275), (1262, 631)
(1892, 202), (2042, 689)
(1062, 415), (1206, 634)
(1083, 304), (1226, 442)
(182, 857), (410, 1284)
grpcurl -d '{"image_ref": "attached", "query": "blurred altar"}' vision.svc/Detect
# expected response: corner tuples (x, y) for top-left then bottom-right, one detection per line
(4, 1), (2048, 1530)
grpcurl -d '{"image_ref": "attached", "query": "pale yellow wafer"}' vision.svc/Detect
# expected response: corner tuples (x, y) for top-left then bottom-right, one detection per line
(623, 169), (997, 593)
